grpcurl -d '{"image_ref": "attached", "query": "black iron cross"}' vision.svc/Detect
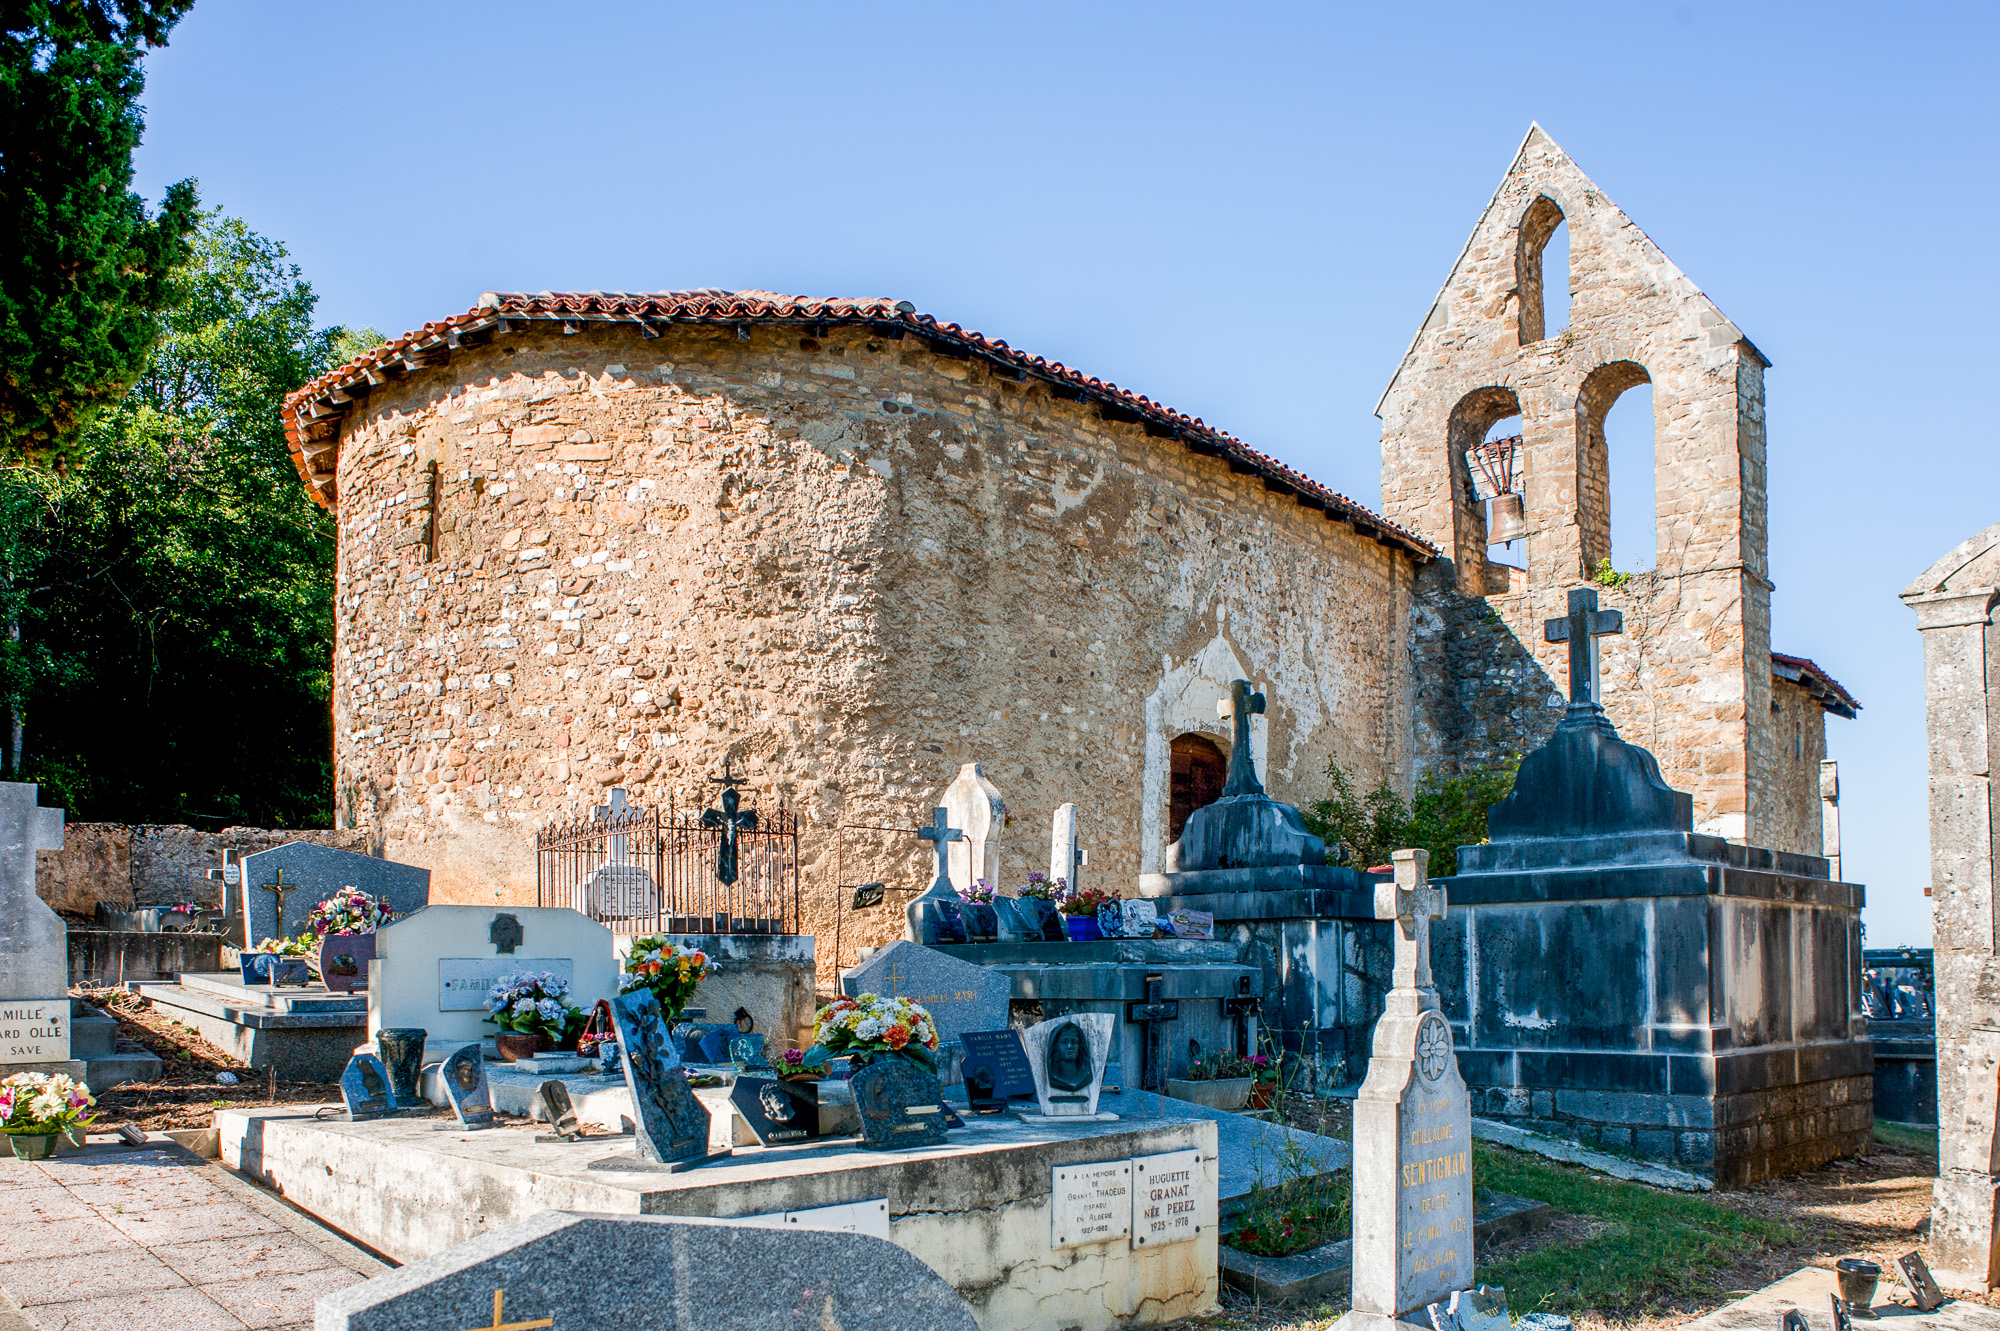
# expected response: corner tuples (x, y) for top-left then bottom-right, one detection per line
(1544, 588), (1623, 712)
(917, 806), (963, 892)
(699, 784), (757, 887)
(1125, 972), (1181, 1093)
(260, 869), (301, 935)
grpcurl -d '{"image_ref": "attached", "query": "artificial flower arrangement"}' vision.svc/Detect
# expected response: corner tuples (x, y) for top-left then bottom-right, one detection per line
(304, 888), (397, 938)
(1, 1071), (96, 1138)
(803, 993), (939, 1072)
(1018, 872), (1063, 901)
(1056, 882), (1121, 918)
(767, 1046), (830, 1081)
(620, 936), (716, 1021)
(485, 971), (584, 1043)
(246, 934), (314, 955)
(957, 879), (996, 905)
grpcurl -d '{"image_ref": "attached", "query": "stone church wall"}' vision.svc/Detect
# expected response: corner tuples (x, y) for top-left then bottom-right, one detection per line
(325, 320), (1420, 976)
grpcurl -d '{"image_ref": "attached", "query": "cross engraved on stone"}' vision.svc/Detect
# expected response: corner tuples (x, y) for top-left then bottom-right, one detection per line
(1373, 848), (1446, 992)
(260, 869), (300, 934)
(1544, 587), (1623, 713)
(460, 1289), (554, 1331)
(699, 771), (757, 887)
(1216, 679), (1267, 797)
(917, 806), (964, 892)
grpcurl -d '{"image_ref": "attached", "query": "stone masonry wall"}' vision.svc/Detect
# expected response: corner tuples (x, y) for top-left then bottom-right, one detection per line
(37, 823), (374, 916)
(1378, 126), (1813, 848)
(1767, 676), (1831, 860)
(327, 320), (1420, 981)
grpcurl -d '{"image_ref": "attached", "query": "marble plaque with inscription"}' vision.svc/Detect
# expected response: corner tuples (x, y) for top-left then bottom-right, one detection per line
(1051, 1160), (1131, 1249)
(1131, 1149), (1206, 1247)
(438, 957), (574, 1011)
(0, 998), (69, 1063)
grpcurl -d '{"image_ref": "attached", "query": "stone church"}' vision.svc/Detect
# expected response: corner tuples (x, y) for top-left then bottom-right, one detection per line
(282, 125), (1854, 968)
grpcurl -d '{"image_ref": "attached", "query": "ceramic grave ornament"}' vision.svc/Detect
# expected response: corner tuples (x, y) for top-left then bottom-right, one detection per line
(1332, 848), (1472, 1331)
(1020, 1012), (1116, 1119)
(437, 1043), (494, 1129)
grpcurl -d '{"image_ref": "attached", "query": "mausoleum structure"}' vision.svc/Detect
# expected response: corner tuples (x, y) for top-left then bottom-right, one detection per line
(1902, 520), (2000, 1289)
(1434, 590), (1870, 1187)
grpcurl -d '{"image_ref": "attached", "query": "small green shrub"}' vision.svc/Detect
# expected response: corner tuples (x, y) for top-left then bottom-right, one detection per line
(1303, 760), (1519, 876)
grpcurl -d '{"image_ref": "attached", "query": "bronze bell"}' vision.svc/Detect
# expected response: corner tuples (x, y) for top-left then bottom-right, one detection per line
(1488, 493), (1528, 544)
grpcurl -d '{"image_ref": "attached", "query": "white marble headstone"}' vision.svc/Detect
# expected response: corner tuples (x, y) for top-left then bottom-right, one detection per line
(941, 763), (1005, 892)
(369, 905), (617, 1046)
(0, 783), (70, 1065)
(1049, 802), (1083, 891)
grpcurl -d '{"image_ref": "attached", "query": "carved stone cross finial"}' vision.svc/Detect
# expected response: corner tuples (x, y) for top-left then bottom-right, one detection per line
(916, 806), (964, 892)
(1544, 587), (1623, 713)
(595, 787), (632, 864)
(1216, 679), (1267, 798)
(1373, 848), (1446, 992)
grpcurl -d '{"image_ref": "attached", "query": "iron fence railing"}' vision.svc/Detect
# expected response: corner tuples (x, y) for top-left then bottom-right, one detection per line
(536, 792), (800, 935)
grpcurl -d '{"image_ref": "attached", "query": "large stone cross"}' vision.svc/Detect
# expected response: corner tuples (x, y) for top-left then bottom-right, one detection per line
(1373, 848), (1446, 992)
(1545, 587), (1623, 711)
(595, 787), (632, 864)
(917, 806), (963, 893)
(1216, 679), (1266, 797)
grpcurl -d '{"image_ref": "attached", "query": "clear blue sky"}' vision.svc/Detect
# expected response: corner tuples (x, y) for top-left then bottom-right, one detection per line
(129, 2), (1997, 946)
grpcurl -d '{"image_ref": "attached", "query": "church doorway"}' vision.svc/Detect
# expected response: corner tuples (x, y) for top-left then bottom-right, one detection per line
(1169, 734), (1228, 843)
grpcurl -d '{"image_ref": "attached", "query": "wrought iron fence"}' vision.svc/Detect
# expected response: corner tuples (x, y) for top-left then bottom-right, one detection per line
(536, 792), (800, 935)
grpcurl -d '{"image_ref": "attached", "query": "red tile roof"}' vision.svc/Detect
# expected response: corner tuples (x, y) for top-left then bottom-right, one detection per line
(1771, 652), (1859, 717)
(279, 289), (1436, 560)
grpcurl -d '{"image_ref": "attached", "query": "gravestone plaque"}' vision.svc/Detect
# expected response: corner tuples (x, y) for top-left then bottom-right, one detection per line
(1831, 1293), (1855, 1331)
(604, 988), (716, 1167)
(240, 953), (311, 986)
(960, 900), (999, 944)
(438, 958), (575, 1011)
(1051, 1160), (1131, 1248)
(959, 1029), (1035, 1112)
(1165, 908), (1214, 940)
(314, 1211), (981, 1331)
(437, 1043), (494, 1129)
(1344, 849), (1473, 1327)
(1434, 1285), (1509, 1331)
(1017, 896), (1067, 942)
(729, 1034), (772, 1072)
(1021, 1012), (1116, 1117)
(990, 896), (1034, 942)
(537, 1080), (581, 1140)
(730, 1075), (820, 1145)
(840, 940), (1009, 1047)
(320, 934), (373, 993)
(1895, 1251), (1946, 1312)
(1131, 1149), (1203, 1247)
(238, 841), (430, 946)
(0, 1000), (69, 1064)
(340, 1054), (393, 1121)
(851, 1058), (948, 1149)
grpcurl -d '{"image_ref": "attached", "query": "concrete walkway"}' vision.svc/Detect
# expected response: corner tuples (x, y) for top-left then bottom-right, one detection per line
(0, 1137), (384, 1331)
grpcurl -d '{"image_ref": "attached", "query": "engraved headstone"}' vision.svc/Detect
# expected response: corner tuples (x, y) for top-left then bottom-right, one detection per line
(314, 1211), (981, 1331)
(941, 763), (1005, 892)
(340, 1054), (394, 1121)
(1021, 1012), (1116, 1118)
(730, 1074), (820, 1146)
(1334, 848), (1472, 1331)
(601, 988), (719, 1168)
(238, 841), (430, 948)
(1049, 801), (1084, 892)
(840, 940), (1010, 1047)
(850, 1057), (948, 1148)
(0, 783), (71, 1071)
(959, 1029), (1036, 1112)
(437, 1043), (494, 1129)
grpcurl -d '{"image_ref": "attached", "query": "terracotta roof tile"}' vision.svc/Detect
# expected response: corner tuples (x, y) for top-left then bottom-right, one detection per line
(1772, 651), (1859, 717)
(280, 289), (1436, 560)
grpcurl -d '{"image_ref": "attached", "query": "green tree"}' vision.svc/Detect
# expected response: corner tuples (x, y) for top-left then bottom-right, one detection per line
(1, 0), (201, 461)
(1303, 759), (1519, 877)
(0, 209), (380, 825)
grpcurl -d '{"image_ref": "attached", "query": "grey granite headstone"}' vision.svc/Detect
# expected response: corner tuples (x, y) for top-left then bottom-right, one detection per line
(603, 988), (714, 1167)
(851, 1057), (948, 1149)
(437, 1043), (494, 1129)
(0, 783), (70, 1069)
(840, 940), (1009, 1047)
(238, 841), (430, 945)
(340, 1054), (393, 1121)
(314, 1210), (979, 1330)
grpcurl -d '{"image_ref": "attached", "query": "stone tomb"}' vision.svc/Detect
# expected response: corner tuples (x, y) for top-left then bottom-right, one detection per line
(316, 1210), (980, 1331)
(0, 782), (77, 1078)
(223, 1100), (1221, 1331)
(368, 905), (618, 1053)
(1434, 591), (1871, 1186)
(134, 970), (367, 1080)
(238, 840), (430, 946)
(841, 940), (1010, 1048)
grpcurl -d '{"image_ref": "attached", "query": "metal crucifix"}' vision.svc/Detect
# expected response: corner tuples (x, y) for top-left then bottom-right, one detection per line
(1544, 587), (1623, 715)
(699, 765), (757, 886)
(260, 868), (301, 936)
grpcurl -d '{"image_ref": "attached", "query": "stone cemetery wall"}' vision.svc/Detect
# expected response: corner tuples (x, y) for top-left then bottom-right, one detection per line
(36, 822), (374, 917)
(314, 313), (1428, 953)
(1378, 125), (1838, 854)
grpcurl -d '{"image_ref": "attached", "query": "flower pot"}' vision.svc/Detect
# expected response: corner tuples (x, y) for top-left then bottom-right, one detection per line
(535, 1031), (558, 1054)
(1065, 916), (1102, 942)
(494, 1032), (539, 1063)
(9, 1132), (59, 1161)
(376, 1027), (428, 1106)
(1248, 1081), (1277, 1112)
(1165, 1076), (1254, 1111)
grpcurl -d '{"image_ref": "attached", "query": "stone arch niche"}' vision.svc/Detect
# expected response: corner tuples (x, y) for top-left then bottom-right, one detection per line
(1574, 360), (1653, 579)
(1447, 385), (1525, 593)
(1516, 194), (1568, 345)
(1141, 628), (1265, 873)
